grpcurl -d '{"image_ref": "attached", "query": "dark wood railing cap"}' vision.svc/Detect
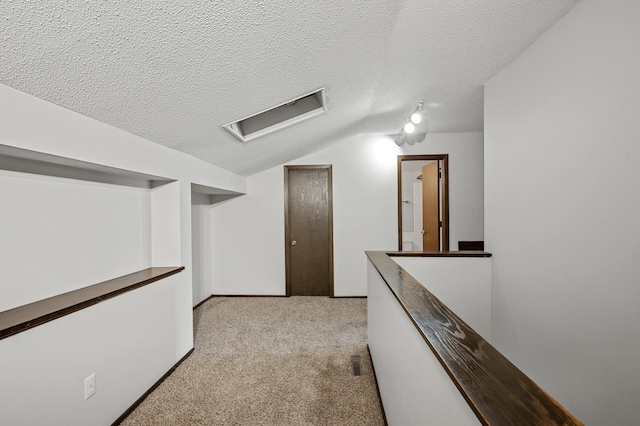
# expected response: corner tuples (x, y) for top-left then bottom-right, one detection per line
(388, 250), (492, 258)
(0, 267), (184, 340)
(366, 251), (581, 426)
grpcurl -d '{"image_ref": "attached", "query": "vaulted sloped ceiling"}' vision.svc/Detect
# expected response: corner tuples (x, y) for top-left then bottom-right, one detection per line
(1, 1), (579, 176)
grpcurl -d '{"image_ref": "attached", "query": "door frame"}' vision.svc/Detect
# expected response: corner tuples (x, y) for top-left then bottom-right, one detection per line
(284, 165), (334, 296)
(397, 154), (449, 251)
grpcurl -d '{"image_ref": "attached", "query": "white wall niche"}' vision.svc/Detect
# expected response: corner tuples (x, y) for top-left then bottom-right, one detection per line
(190, 184), (244, 306)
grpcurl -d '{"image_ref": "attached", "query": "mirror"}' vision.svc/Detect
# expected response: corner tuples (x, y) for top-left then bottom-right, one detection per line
(397, 154), (449, 251)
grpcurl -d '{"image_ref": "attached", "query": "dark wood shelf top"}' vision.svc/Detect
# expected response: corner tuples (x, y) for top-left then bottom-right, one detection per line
(366, 251), (582, 426)
(388, 250), (492, 258)
(0, 267), (184, 341)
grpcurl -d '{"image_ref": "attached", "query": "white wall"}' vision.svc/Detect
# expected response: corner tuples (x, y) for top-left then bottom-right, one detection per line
(485, 0), (640, 424)
(367, 260), (480, 426)
(0, 170), (149, 311)
(191, 191), (214, 306)
(0, 274), (184, 426)
(211, 132), (484, 296)
(401, 169), (419, 232)
(392, 256), (491, 340)
(0, 83), (246, 425)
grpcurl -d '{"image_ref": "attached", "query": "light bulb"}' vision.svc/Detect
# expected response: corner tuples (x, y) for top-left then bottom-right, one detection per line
(404, 122), (415, 134)
(410, 112), (422, 124)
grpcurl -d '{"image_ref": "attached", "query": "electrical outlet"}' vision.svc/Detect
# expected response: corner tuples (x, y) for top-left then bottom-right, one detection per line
(84, 373), (96, 400)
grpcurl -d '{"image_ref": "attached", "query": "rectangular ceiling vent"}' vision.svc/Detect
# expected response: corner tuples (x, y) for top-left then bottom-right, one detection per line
(223, 88), (326, 143)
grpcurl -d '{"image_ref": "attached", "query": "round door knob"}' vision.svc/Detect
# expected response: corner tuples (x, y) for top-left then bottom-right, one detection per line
(421, 230), (425, 235)
(291, 240), (297, 246)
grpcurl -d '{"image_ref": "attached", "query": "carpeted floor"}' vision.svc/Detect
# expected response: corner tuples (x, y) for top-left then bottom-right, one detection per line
(120, 296), (385, 425)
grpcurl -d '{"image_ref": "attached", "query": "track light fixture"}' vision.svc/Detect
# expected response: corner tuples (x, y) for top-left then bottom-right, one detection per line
(393, 132), (407, 146)
(394, 129), (426, 147)
(393, 100), (428, 147)
(410, 100), (424, 124)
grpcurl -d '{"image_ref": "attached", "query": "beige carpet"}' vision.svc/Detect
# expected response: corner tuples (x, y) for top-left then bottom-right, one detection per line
(120, 296), (385, 425)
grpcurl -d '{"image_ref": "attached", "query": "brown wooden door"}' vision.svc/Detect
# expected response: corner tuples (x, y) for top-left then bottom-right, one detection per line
(284, 165), (333, 296)
(422, 162), (440, 251)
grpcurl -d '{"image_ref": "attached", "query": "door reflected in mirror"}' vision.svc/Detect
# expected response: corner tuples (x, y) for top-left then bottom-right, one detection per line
(397, 155), (449, 252)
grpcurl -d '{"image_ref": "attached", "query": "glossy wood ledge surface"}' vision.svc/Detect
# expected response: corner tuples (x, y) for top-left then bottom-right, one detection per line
(388, 250), (492, 258)
(366, 251), (582, 426)
(0, 267), (184, 340)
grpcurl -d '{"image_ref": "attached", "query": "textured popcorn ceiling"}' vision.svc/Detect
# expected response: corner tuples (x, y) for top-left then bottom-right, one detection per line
(1, 0), (579, 176)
